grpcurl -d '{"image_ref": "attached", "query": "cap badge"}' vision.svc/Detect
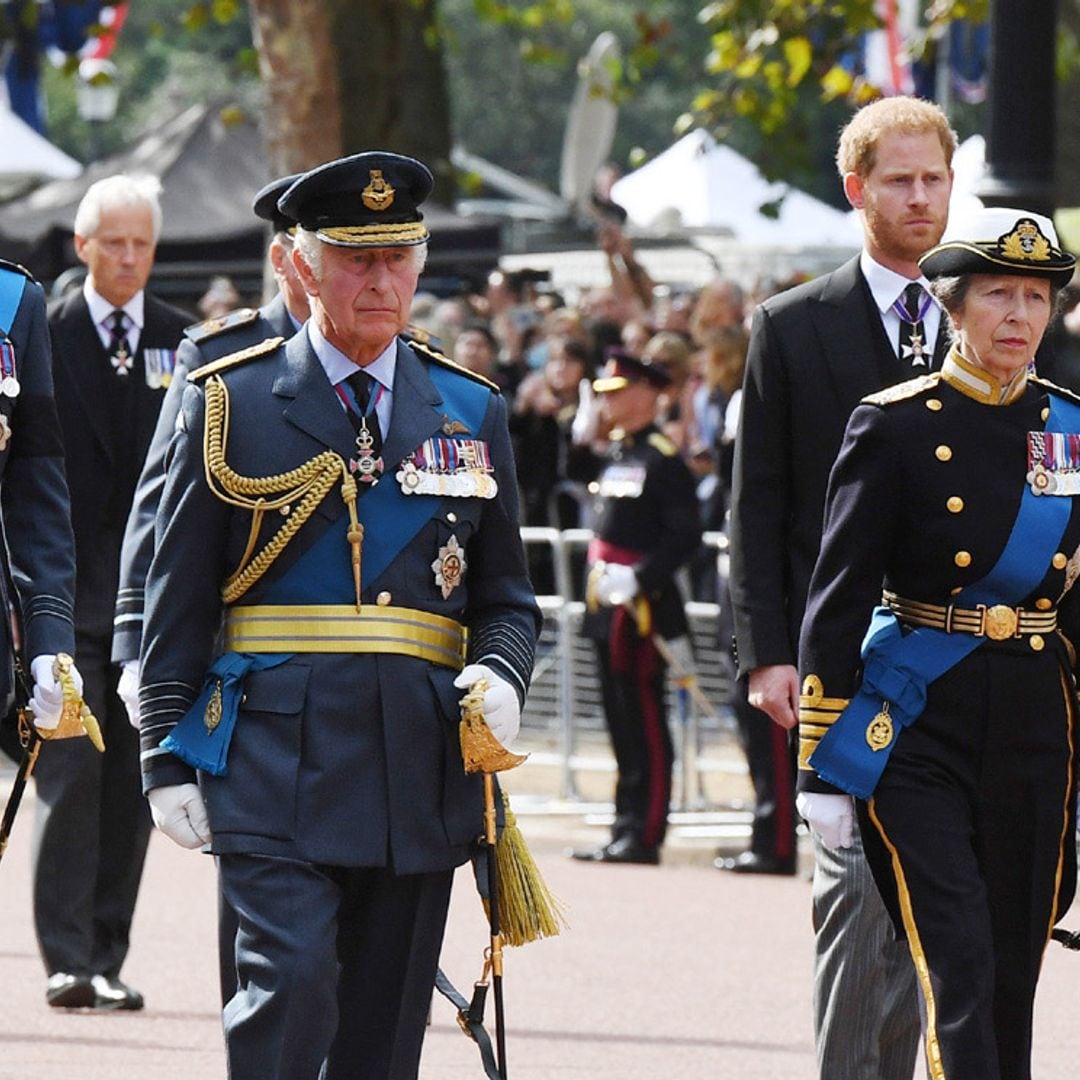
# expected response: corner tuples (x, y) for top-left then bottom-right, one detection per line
(361, 169), (396, 212)
(1000, 219), (1051, 263)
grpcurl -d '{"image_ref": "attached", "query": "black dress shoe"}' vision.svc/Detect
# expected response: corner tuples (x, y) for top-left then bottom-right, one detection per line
(46, 972), (95, 1009)
(91, 974), (145, 1011)
(714, 851), (797, 876)
(571, 835), (660, 865)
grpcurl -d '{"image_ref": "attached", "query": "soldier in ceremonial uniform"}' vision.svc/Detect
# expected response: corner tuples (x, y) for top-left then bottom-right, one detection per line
(137, 152), (540, 1080)
(798, 206), (1080, 1080)
(112, 173), (309, 1007)
(572, 350), (701, 865)
(0, 259), (86, 812)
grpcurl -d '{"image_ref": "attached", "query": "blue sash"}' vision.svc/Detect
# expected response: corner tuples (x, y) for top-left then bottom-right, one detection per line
(809, 392), (1080, 799)
(0, 268), (27, 337)
(163, 360), (492, 775)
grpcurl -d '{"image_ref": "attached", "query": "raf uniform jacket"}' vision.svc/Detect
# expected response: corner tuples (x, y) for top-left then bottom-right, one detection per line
(797, 356), (1080, 795)
(730, 256), (946, 679)
(583, 423), (702, 642)
(49, 288), (190, 642)
(112, 295), (296, 663)
(138, 331), (541, 874)
(0, 263), (75, 704)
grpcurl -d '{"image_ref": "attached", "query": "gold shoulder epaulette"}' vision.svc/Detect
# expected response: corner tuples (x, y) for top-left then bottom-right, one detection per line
(862, 372), (940, 407)
(647, 431), (678, 457)
(188, 337), (284, 382)
(1030, 373), (1080, 407)
(401, 323), (444, 351)
(184, 307), (261, 345)
(408, 337), (499, 392)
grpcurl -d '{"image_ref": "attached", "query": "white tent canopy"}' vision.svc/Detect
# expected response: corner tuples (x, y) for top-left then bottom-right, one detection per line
(612, 129), (860, 246)
(0, 105), (82, 184)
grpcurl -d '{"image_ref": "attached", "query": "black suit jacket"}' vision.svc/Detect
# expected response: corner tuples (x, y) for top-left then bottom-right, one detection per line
(729, 256), (946, 678)
(49, 289), (189, 640)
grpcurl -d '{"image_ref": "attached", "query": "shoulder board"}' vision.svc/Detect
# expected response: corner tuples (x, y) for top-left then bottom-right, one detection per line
(862, 372), (940, 407)
(407, 337), (499, 392)
(183, 307), (261, 345)
(0, 258), (33, 281)
(400, 323), (444, 351)
(647, 432), (678, 457)
(1029, 374), (1080, 407)
(188, 337), (284, 382)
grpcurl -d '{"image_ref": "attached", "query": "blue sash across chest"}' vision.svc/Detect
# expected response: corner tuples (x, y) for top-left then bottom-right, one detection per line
(0, 269), (27, 337)
(162, 362), (491, 775)
(809, 391), (1080, 799)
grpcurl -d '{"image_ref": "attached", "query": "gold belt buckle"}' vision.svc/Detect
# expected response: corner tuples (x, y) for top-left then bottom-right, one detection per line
(982, 604), (1018, 641)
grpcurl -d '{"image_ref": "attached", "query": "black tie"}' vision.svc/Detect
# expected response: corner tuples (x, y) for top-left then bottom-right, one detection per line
(897, 283), (928, 369)
(345, 370), (383, 474)
(108, 309), (132, 374)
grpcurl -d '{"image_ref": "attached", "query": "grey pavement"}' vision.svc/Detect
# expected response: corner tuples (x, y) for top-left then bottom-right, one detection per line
(1, 736), (1079, 1078)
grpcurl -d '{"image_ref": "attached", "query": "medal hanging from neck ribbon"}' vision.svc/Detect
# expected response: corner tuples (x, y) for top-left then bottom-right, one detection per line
(0, 338), (18, 398)
(341, 370), (384, 483)
(893, 283), (933, 368)
(108, 309), (133, 376)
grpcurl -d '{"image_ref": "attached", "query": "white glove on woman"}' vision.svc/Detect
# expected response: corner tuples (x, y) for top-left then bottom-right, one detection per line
(148, 783), (212, 849)
(796, 791), (854, 851)
(453, 663), (521, 749)
(29, 654), (83, 731)
(117, 659), (140, 729)
(595, 563), (638, 606)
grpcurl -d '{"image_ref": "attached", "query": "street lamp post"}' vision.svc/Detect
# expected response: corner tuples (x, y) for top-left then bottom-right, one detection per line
(975, 0), (1058, 216)
(75, 58), (120, 162)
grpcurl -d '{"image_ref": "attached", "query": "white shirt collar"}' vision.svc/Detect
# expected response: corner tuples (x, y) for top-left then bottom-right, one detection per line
(83, 280), (145, 329)
(859, 249), (934, 315)
(306, 320), (397, 392)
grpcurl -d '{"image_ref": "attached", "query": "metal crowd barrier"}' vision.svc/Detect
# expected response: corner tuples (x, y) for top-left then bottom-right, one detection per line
(518, 527), (739, 807)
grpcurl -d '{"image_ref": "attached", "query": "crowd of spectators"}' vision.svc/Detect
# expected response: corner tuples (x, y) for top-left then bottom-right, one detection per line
(409, 223), (808, 602)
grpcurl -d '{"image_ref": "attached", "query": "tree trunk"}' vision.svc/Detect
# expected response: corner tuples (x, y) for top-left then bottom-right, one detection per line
(247, 0), (344, 173)
(329, 0), (454, 201)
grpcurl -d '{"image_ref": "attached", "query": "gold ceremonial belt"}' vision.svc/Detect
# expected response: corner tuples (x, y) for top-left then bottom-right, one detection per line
(882, 590), (1057, 641)
(224, 604), (467, 670)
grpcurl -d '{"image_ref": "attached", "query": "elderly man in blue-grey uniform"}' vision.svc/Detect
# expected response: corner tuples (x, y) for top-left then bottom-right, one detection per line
(111, 173), (309, 1008)
(137, 152), (541, 1080)
(112, 173), (307, 680)
(0, 260), (85, 799)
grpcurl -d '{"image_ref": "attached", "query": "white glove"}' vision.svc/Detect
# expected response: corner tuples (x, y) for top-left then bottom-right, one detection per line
(796, 791), (854, 851)
(148, 783), (212, 850)
(453, 663), (521, 749)
(117, 659), (140, 729)
(29, 654), (83, 731)
(571, 378), (601, 445)
(595, 563), (638, 607)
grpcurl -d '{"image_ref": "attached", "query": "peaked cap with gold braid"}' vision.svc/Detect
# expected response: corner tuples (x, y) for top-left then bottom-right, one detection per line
(278, 151), (432, 248)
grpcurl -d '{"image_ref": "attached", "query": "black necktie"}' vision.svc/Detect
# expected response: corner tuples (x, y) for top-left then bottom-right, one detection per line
(897, 283), (929, 369)
(108, 309), (132, 374)
(345, 370), (383, 479)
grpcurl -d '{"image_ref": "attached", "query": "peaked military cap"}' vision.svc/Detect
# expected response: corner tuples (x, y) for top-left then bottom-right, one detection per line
(277, 151), (433, 248)
(920, 205), (1076, 286)
(252, 173), (304, 234)
(593, 347), (672, 393)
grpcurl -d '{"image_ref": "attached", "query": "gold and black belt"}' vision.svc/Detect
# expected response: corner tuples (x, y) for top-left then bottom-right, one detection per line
(224, 603), (467, 670)
(882, 590), (1057, 641)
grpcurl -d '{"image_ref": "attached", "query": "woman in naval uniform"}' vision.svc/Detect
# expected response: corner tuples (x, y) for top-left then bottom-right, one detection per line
(796, 206), (1079, 1080)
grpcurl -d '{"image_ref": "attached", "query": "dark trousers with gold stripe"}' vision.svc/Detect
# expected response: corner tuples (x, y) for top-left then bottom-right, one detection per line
(860, 645), (1077, 1080)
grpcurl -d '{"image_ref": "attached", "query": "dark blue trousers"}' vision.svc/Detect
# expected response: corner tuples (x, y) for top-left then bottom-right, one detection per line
(220, 853), (453, 1080)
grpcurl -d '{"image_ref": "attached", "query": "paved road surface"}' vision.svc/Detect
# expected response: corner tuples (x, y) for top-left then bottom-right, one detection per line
(2, 764), (1079, 1078)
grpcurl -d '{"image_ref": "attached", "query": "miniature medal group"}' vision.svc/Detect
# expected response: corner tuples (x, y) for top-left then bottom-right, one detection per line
(0, 335), (17, 450)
